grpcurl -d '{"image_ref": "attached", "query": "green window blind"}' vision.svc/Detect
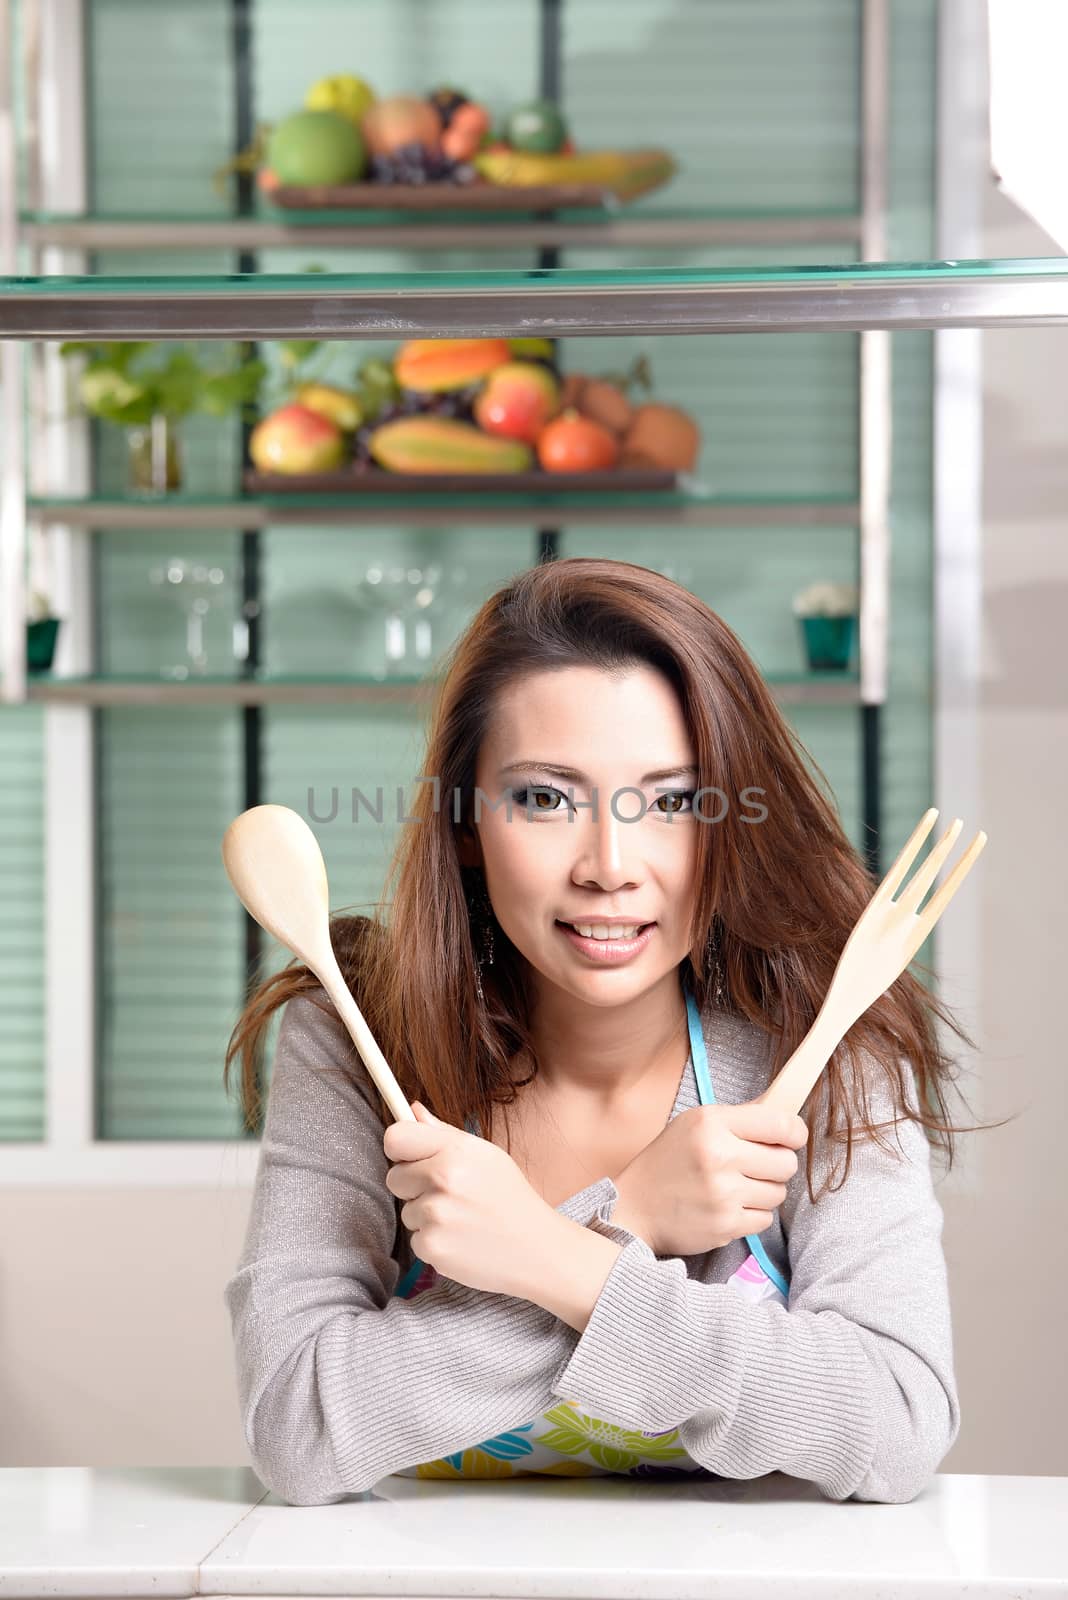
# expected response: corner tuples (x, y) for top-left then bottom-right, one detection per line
(0, 708), (46, 1141)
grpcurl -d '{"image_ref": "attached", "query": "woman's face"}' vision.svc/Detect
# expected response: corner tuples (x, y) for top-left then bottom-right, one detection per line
(463, 664), (701, 1008)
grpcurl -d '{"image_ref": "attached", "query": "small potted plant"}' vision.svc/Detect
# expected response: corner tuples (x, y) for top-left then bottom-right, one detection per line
(26, 586), (61, 674)
(59, 341), (265, 495)
(792, 580), (859, 671)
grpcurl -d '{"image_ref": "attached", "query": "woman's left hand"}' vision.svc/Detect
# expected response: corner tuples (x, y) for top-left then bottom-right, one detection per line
(383, 1103), (558, 1298)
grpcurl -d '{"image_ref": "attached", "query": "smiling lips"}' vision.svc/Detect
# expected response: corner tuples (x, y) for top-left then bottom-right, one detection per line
(555, 921), (657, 962)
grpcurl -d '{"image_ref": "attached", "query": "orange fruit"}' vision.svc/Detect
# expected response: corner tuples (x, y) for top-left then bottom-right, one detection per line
(537, 409), (619, 472)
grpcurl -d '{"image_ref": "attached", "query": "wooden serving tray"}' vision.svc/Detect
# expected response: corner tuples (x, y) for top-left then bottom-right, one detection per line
(269, 179), (664, 211)
(245, 467), (678, 494)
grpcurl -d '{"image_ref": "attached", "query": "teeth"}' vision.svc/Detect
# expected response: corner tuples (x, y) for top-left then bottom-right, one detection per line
(570, 923), (643, 941)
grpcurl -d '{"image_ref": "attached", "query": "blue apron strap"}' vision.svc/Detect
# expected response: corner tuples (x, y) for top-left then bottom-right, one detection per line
(685, 985), (790, 1300)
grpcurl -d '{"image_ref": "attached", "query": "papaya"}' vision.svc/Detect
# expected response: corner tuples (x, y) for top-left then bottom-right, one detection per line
(394, 338), (511, 393)
(370, 416), (532, 474)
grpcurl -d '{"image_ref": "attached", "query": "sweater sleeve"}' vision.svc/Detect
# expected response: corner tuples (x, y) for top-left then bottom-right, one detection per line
(223, 990), (617, 1505)
(551, 1056), (961, 1504)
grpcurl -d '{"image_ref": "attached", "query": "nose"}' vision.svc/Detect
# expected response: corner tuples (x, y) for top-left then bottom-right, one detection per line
(570, 792), (645, 890)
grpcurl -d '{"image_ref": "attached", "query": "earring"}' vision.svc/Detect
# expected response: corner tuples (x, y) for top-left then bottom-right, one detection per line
(706, 925), (726, 1007)
(468, 872), (496, 1002)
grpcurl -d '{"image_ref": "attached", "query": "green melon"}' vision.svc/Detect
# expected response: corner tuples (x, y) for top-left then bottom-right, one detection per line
(504, 100), (568, 154)
(266, 109), (367, 186)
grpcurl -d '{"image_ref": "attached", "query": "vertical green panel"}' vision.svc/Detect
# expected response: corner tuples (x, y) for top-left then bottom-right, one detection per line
(89, 0), (245, 1138)
(88, 0), (234, 214)
(95, 709), (246, 1139)
(0, 707), (46, 1141)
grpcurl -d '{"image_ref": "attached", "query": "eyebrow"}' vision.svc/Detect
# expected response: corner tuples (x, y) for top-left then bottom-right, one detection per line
(497, 761), (699, 784)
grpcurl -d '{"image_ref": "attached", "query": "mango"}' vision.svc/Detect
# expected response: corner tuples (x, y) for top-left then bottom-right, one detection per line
(473, 361), (560, 444)
(370, 416), (532, 474)
(250, 404), (346, 474)
(393, 338), (511, 393)
(294, 381), (363, 431)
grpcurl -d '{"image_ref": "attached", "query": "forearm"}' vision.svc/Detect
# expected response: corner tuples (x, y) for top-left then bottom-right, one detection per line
(513, 1211), (624, 1333)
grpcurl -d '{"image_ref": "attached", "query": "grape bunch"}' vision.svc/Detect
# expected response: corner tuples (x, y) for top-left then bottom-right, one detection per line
(370, 143), (477, 187)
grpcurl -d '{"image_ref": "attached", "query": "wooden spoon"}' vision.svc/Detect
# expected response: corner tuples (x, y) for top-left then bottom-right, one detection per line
(221, 803), (415, 1123)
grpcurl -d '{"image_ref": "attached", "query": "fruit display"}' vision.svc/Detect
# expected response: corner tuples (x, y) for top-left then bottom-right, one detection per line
(246, 73), (674, 205)
(246, 343), (700, 487)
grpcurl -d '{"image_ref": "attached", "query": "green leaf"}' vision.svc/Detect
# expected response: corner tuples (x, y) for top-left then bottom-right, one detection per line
(198, 360), (266, 416)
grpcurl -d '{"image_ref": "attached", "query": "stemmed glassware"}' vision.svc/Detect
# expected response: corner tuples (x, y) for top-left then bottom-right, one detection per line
(352, 560), (473, 679)
(147, 558), (227, 678)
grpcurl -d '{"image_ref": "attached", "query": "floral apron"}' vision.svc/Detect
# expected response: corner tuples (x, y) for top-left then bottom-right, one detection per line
(390, 986), (790, 1479)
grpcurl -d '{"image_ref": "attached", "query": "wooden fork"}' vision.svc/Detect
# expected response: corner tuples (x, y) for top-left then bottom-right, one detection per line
(756, 808), (987, 1119)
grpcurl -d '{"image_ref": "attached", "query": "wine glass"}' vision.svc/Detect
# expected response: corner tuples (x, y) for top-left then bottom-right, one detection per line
(351, 560), (446, 679)
(147, 558), (227, 678)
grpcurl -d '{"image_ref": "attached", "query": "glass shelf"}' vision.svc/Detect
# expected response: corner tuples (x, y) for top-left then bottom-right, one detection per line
(19, 205), (863, 252)
(25, 670), (860, 708)
(27, 493), (860, 530)
(4, 258), (1068, 340)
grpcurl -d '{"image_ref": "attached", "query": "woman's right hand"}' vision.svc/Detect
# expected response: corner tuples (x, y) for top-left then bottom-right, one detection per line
(612, 1102), (809, 1258)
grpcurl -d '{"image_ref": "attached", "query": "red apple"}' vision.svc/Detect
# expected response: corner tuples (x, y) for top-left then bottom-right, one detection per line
(473, 360), (560, 444)
(249, 403), (346, 474)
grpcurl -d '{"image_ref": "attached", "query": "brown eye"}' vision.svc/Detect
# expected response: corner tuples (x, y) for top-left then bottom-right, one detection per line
(515, 785), (566, 813)
(655, 790), (695, 815)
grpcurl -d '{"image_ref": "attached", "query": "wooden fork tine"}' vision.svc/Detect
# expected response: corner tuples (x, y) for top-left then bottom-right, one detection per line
(918, 830), (988, 928)
(875, 807), (939, 901)
(896, 817), (964, 915)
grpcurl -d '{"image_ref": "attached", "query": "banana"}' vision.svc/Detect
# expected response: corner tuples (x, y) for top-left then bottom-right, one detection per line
(474, 147), (676, 198)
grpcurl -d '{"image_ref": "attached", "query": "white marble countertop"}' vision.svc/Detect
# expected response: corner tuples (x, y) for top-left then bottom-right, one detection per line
(0, 1468), (1065, 1599)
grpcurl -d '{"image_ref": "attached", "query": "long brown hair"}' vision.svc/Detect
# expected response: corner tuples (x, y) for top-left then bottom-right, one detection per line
(225, 557), (1008, 1202)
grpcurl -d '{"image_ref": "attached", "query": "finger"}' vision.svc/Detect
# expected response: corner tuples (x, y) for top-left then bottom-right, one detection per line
(383, 1122), (441, 1161)
(746, 1148), (799, 1184)
(732, 1103), (804, 1146)
(385, 1152), (438, 1195)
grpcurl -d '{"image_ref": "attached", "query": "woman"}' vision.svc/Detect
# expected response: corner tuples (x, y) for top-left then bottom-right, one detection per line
(223, 557), (1002, 1506)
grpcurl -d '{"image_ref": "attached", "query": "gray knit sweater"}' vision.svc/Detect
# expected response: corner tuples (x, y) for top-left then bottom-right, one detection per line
(224, 988), (960, 1505)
